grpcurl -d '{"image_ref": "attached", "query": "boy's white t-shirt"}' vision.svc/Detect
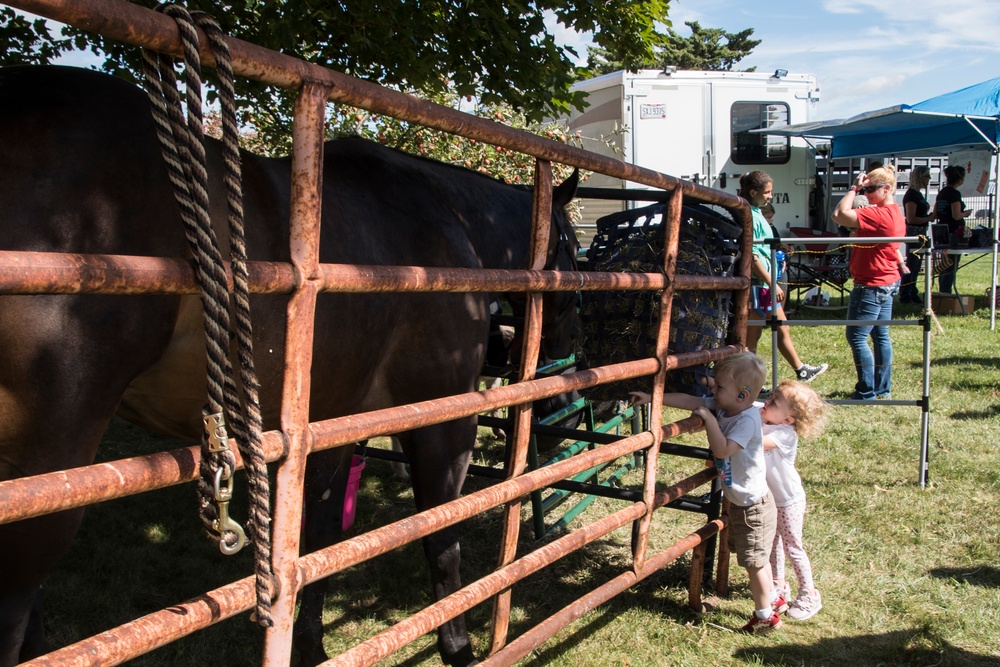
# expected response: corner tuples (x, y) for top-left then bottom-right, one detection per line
(704, 398), (767, 507)
(763, 421), (805, 507)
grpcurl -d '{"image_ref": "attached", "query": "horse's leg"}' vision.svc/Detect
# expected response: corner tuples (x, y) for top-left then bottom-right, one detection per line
(19, 588), (46, 662)
(0, 409), (117, 666)
(0, 585), (47, 664)
(292, 445), (354, 667)
(0, 587), (33, 666)
(402, 418), (478, 667)
(0, 294), (176, 666)
(486, 377), (508, 442)
(389, 436), (410, 481)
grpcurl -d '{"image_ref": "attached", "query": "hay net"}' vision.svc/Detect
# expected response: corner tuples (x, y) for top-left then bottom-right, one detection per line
(579, 201), (742, 402)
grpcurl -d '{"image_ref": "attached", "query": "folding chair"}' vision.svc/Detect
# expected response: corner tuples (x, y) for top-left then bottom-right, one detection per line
(784, 227), (850, 309)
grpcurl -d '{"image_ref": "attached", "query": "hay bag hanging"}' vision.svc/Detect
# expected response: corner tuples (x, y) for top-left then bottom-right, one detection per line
(579, 201), (742, 401)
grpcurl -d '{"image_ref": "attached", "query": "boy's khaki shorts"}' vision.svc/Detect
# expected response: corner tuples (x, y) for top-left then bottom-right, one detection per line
(728, 492), (777, 569)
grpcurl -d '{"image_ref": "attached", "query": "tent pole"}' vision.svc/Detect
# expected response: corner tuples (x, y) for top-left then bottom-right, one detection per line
(991, 147), (998, 330)
(919, 286), (931, 488)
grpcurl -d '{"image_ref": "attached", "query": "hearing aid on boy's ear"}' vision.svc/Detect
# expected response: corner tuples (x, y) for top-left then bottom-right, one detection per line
(738, 386), (750, 400)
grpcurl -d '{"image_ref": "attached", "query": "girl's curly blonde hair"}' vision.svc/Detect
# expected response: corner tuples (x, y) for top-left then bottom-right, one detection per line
(775, 379), (828, 440)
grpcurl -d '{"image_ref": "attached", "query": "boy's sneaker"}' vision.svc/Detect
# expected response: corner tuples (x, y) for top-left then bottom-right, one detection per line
(741, 611), (782, 634)
(796, 363), (828, 383)
(786, 591), (822, 621)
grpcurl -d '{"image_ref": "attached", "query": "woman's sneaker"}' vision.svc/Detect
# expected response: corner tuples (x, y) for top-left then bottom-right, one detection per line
(796, 363), (828, 383)
(787, 591), (822, 621)
(741, 611), (782, 634)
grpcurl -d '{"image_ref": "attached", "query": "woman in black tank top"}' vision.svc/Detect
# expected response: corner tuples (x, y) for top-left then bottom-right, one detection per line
(900, 166), (936, 303)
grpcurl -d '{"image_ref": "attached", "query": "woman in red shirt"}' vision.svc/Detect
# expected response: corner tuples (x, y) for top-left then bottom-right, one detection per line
(832, 165), (905, 400)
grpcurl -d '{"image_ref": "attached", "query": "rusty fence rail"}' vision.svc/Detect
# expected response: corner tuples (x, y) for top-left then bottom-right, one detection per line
(0, 350), (742, 525)
(1, 0), (753, 665)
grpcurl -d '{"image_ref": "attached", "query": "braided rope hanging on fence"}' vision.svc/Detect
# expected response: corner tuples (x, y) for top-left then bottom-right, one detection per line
(141, 3), (273, 627)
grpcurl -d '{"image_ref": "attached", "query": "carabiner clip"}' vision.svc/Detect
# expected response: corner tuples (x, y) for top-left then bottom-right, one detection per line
(213, 467), (247, 555)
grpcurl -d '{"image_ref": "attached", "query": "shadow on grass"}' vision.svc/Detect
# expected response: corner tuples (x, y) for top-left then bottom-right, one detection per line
(918, 355), (1000, 370)
(45, 420), (268, 665)
(518, 603), (622, 667)
(822, 388), (1000, 416)
(949, 402), (1000, 421)
(734, 628), (1000, 667)
(930, 565), (1000, 588)
(387, 643), (440, 667)
(516, 559), (705, 667)
(313, 508), (683, 667)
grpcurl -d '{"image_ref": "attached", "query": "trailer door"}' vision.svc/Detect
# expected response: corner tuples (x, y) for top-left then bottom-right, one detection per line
(628, 81), (707, 187)
(710, 84), (815, 231)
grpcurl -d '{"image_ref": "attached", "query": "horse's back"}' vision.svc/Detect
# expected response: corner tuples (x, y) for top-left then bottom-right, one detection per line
(0, 66), (185, 256)
(316, 136), (528, 267)
(0, 66), (529, 438)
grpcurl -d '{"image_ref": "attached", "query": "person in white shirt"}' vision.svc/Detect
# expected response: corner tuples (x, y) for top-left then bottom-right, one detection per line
(760, 379), (829, 621)
(635, 352), (782, 634)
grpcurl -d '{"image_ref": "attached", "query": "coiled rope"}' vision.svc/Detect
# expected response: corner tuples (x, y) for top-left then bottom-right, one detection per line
(141, 3), (273, 627)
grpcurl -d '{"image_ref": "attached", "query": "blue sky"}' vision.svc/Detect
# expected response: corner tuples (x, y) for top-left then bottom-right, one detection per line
(550, 0), (1000, 122)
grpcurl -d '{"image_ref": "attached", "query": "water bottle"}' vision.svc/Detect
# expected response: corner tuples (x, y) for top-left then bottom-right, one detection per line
(775, 249), (786, 281)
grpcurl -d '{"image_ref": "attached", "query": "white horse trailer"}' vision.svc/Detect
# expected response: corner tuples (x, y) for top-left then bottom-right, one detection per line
(564, 69), (822, 242)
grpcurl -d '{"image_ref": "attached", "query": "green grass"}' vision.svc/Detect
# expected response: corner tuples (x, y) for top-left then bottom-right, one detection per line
(40, 259), (1000, 666)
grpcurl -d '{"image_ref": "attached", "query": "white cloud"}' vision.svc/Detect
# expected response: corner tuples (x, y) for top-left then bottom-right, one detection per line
(706, 0), (1000, 118)
(853, 73), (910, 97)
(821, 0), (863, 15)
(542, 12), (592, 65)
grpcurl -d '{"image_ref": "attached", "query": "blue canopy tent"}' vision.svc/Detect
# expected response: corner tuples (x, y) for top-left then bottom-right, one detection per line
(768, 76), (1000, 158)
(764, 76), (1000, 330)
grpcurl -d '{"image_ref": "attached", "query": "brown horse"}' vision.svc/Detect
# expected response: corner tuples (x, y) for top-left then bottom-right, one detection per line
(0, 65), (580, 666)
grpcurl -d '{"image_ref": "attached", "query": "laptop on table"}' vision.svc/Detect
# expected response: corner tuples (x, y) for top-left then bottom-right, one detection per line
(930, 223), (951, 249)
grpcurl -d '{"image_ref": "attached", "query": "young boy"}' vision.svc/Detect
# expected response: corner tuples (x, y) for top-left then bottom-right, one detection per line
(637, 352), (782, 633)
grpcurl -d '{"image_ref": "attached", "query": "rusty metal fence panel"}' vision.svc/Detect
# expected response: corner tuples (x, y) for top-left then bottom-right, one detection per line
(0, 0), (754, 664)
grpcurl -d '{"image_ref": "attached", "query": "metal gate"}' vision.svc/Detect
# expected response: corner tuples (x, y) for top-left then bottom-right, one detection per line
(0, 0), (755, 664)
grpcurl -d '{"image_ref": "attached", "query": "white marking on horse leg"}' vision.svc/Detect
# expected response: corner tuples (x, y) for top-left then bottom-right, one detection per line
(390, 436), (410, 481)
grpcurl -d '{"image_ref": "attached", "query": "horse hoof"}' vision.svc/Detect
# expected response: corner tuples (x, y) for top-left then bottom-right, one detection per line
(291, 649), (330, 667)
(389, 459), (411, 482)
(445, 646), (479, 667)
(290, 631), (330, 667)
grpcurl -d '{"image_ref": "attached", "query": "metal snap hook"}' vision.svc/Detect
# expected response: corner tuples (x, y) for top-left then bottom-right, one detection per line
(213, 467), (247, 555)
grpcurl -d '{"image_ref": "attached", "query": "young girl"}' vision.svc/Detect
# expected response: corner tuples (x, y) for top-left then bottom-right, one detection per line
(760, 379), (828, 621)
(740, 171), (828, 384)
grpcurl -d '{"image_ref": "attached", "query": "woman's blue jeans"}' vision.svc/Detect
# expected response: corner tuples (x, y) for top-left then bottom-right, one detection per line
(846, 281), (899, 400)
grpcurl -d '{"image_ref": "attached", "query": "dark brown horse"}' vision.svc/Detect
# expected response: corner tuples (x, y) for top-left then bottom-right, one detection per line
(0, 65), (580, 666)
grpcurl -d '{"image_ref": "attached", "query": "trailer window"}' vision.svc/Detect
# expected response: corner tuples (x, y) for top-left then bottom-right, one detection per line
(731, 102), (790, 165)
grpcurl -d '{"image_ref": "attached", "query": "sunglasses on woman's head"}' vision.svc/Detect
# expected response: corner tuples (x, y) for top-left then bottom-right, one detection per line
(860, 185), (885, 194)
